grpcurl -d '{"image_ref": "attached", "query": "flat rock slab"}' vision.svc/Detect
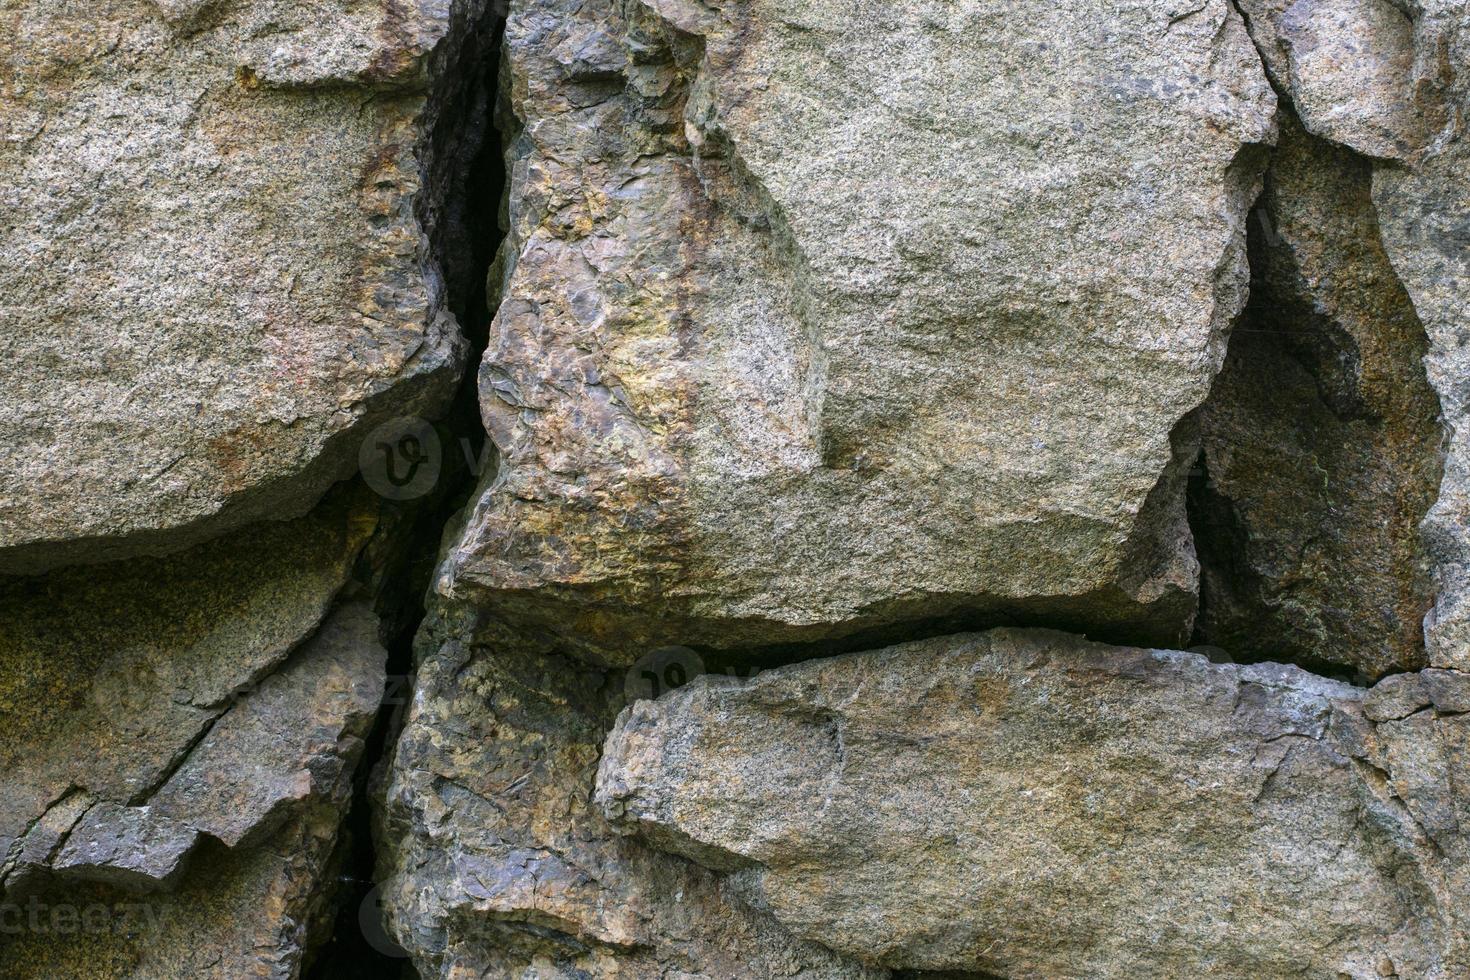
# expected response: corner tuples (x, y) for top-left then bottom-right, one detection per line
(51, 804), (198, 892)
(0, 486), (376, 883)
(441, 0), (1277, 659)
(0, 0), (470, 573)
(598, 628), (1469, 977)
(150, 601), (387, 848)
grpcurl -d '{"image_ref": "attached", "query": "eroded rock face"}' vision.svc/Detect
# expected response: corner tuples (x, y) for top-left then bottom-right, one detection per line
(1372, 13), (1470, 669)
(0, 485), (377, 875)
(1191, 111), (1442, 679)
(597, 629), (1470, 978)
(0, 0), (480, 574)
(1, 600), (387, 977)
(377, 611), (885, 979)
(436, 0), (1277, 661)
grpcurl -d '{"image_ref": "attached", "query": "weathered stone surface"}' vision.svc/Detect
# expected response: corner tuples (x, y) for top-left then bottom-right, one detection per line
(0, 484), (376, 889)
(0, 0), (481, 574)
(1191, 111), (1442, 679)
(378, 610), (885, 979)
(1239, 0), (1434, 159)
(1373, 17), (1470, 670)
(436, 0), (1276, 661)
(1237, 0), (1465, 155)
(0, 600), (388, 977)
(3, 791), (363, 979)
(51, 804), (198, 893)
(149, 602), (386, 849)
(597, 629), (1469, 977)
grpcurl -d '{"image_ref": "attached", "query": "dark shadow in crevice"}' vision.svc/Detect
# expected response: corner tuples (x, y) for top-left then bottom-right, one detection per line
(303, 1), (508, 975)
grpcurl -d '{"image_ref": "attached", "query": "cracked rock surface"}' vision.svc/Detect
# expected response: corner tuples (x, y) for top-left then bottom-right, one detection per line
(0, 0), (472, 573)
(4, 0), (1470, 976)
(596, 629), (1470, 978)
(439, 0), (1277, 659)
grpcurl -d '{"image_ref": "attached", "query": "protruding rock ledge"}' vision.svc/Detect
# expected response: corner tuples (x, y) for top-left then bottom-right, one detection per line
(597, 628), (1470, 978)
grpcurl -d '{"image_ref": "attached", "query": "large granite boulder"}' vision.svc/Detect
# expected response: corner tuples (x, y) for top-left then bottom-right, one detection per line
(0, 0), (491, 574)
(437, 0), (1278, 661)
(597, 628), (1470, 978)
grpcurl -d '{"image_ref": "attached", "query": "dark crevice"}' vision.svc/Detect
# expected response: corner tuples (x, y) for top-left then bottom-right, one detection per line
(303, 1), (508, 975)
(1185, 110), (1443, 686)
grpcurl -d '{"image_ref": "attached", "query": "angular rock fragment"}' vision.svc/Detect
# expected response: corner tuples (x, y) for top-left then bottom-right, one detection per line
(149, 602), (387, 849)
(0, 485), (375, 893)
(51, 804), (198, 893)
(1191, 112), (1442, 678)
(438, 0), (1277, 660)
(0, 0), (487, 574)
(1238, 0), (1433, 158)
(0, 602), (388, 977)
(377, 611), (885, 978)
(597, 628), (1469, 977)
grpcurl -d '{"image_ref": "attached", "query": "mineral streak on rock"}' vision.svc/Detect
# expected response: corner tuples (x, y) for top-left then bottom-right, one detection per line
(437, 0), (1278, 662)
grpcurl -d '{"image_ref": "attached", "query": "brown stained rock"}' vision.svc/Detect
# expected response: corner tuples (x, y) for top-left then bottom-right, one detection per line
(1191, 112), (1442, 679)
(0, 0), (481, 575)
(0, 485), (376, 884)
(596, 628), (1470, 978)
(1372, 13), (1470, 669)
(436, 0), (1278, 662)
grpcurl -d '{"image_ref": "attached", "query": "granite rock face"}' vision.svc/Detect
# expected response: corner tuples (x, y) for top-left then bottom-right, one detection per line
(1371, 9), (1470, 670)
(437, 0), (1277, 661)
(5, 0), (1470, 976)
(0, 0), (483, 574)
(1191, 111), (1442, 679)
(597, 629), (1470, 978)
(377, 612), (886, 979)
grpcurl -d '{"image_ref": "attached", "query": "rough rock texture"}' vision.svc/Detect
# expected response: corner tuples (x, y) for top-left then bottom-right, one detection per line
(436, 0), (1277, 661)
(5, 0), (1470, 976)
(1237, 0), (1439, 159)
(378, 612), (885, 979)
(1371, 6), (1470, 669)
(0, 484), (376, 880)
(597, 628), (1470, 978)
(1, 600), (388, 978)
(0, 0), (481, 574)
(1191, 111), (1442, 679)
